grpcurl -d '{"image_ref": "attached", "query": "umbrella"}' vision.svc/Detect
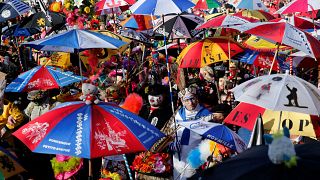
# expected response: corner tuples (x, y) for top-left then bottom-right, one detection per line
(227, 0), (269, 11)
(177, 119), (247, 153)
(13, 101), (165, 158)
(0, 0), (31, 23)
(120, 14), (155, 30)
(270, 16), (320, 30)
(196, 14), (258, 29)
(22, 29), (128, 53)
(153, 12), (204, 38)
(194, 0), (221, 10)
(230, 21), (320, 58)
(5, 65), (84, 92)
(231, 72), (320, 115)
(177, 37), (244, 68)
(19, 11), (66, 29)
(0, 146), (25, 178)
(224, 102), (320, 138)
(95, 0), (135, 15)
(242, 35), (290, 52)
(200, 142), (320, 180)
(119, 28), (151, 43)
(2, 24), (41, 37)
(275, 0), (320, 15)
(234, 10), (275, 22)
(157, 41), (188, 56)
(129, 0), (195, 16)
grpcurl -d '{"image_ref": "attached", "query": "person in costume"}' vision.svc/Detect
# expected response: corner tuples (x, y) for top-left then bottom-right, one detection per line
(171, 86), (212, 179)
(51, 154), (83, 180)
(140, 84), (173, 130)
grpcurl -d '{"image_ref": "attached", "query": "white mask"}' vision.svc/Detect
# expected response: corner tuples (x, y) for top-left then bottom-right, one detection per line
(148, 94), (163, 107)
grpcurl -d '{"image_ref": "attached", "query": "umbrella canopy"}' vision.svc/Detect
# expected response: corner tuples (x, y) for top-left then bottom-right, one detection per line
(119, 28), (151, 43)
(196, 14), (258, 29)
(120, 15), (155, 30)
(200, 142), (320, 180)
(0, 146), (25, 178)
(153, 13), (204, 38)
(2, 24), (41, 37)
(95, 0), (134, 14)
(5, 66), (84, 92)
(231, 72), (320, 115)
(177, 37), (244, 68)
(194, 0), (221, 10)
(234, 10), (275, 22)
(178, 119), (247, 153)
(19, 11), (66, 29)
(0, 0), (31, 22)
(129, 0), (195, 15)
(227, 0), (269, 11)
(275, 0), (320, 14)
(270, 16), (320, 30)
(243, 35), (290, 52)
(224, 102), (320, 138)
(22, 29), (128, 53)
(230, 21), (320, 59)
(13, 102), (165, 159)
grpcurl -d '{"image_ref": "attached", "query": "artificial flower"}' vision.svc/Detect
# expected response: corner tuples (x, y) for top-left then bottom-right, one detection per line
(84, 6), (90, 14)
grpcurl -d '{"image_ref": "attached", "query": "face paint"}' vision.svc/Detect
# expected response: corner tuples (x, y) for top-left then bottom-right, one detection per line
(148, 94), (164, 107)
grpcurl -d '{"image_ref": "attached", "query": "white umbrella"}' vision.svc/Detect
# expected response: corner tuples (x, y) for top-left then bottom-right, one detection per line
(231, 71), (320, 115)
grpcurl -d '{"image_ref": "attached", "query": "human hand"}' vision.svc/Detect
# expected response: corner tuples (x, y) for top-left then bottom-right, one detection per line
(7, 116), (16, 126)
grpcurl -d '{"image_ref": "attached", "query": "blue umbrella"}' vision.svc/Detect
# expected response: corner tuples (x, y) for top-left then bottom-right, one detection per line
(0, 0), (31, 22)
(2, 24), (41, 37)
(129, 0), (195, 15)
(22, 29), (128, 53)
(13, 101), (165, 158)
(5, 65), (84, 92)
(178, 120), (247, 153)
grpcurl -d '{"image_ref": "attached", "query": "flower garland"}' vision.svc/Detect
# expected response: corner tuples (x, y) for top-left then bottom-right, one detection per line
(62, 0), (99, 29)
(131, 151), (172, 175)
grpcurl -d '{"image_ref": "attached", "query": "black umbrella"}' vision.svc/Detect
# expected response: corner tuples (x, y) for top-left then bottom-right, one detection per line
(19, 11), (65, 29)
(2, 24), (40, 37)
(0, 0), (31, 23)
(197, 142), (320, 180)
(153, 12), (204, 39)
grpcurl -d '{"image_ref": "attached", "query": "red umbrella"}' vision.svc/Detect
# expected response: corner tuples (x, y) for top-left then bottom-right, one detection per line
(275, 0), (320, 15)
(270, 16), (320, 29)
(230, 21), (320, 58)
(196, 14), (258, 29)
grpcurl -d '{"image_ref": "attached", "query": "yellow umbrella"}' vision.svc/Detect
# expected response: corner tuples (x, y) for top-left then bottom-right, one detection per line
(177, 37), (244, 68)
(234, 10), (275, 22)
(204, 12), (224, 21)
(39, 52), (71, 69)
(243, 35), (290, 52)
(263, 110), (319, 138)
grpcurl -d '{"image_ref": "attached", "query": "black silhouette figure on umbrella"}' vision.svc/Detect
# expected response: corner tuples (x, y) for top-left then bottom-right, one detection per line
(284, 84), (307, 108)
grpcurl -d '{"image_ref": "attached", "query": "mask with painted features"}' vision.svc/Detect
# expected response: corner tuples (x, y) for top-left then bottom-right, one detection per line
(178, 86), (199, 111)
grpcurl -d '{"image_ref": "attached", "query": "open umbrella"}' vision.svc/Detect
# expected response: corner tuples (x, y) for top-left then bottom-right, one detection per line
(194, 0), (221, 10)
(177, 119), (247, 153)
(22, 29), (128, 53)
(200, 142), (320, 180)
(120, 14), (155, 30)
(2, 24), (41, 37)
(224, 102), (320, 138)
(177, 37), (244, 68)
(0, 0), (31, 22)
(230, 21), (320, 59)
(242, 35), (290, 52)
(227, 0), (269, 11)
(275, 0), (320, 15)
(0, 146), (25, 178)
(13, 101), (164, 158)
(270, 16), (320, 30)
(231, 72), (320, 115)
(119, 28), (151, 43)
(5, 65), (84, 92)
(234, 10), (275, 22)
(196, 14), (258, 29)
(19, 11), (66, 29)
(153, 12), (204, 38)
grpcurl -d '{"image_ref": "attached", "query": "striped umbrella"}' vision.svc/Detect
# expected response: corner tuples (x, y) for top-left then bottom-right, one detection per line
(275, 0), (320, 14)
(177, 37), (244, 68)
(153, 13), (204, 38)
(0, 0), (31, 22)
(194, 0), (221, 10)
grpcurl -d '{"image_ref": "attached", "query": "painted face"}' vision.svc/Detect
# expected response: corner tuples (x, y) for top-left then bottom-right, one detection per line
(148, 94), (163, 107)
(182, 95), (198, 111)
